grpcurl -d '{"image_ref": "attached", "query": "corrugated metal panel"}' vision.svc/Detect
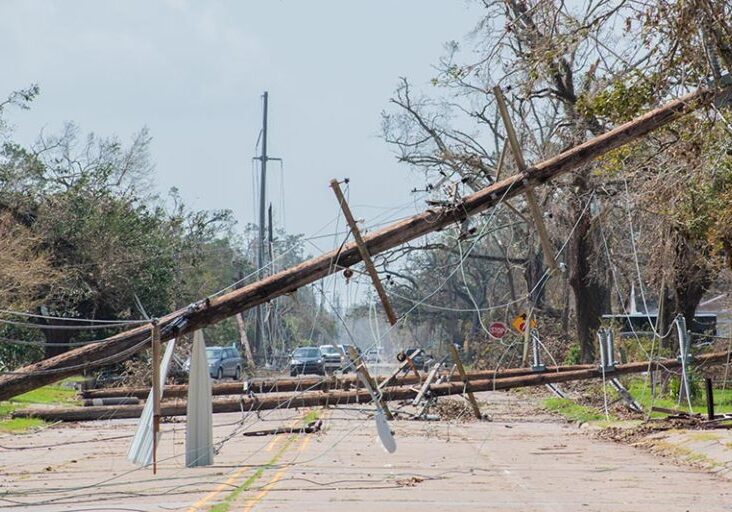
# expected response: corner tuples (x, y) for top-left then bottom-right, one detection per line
(186, 330), (214, 467)
(127, 337), (177, 466)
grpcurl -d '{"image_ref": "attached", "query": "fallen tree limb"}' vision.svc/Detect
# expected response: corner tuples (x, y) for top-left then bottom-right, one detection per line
(79, 364), (594, 399)
(15, 351), (730, 422)
(242, 419), (323, 437)
(1, 82), (727, 402)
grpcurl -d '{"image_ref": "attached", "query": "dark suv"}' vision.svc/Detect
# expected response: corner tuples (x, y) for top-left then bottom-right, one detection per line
(290, 347), (325, 376)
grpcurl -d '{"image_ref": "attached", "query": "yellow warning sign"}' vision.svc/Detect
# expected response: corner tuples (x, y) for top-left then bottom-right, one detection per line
(511, 313), (537, 333)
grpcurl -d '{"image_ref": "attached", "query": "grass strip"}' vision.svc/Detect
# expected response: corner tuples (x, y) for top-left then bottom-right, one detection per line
(209, 435), (295, 512)
(543, 397), (608, 423)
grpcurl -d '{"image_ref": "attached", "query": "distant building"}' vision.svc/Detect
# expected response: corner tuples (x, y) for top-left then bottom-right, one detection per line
(602, 285), (718, 340)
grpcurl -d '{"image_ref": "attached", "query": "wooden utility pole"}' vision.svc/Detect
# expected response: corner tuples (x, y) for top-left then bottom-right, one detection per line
(150, 322), (161, 474)
(448, 344), (482, 419)
(493, 86), (558, 273)
(81, 362), (595, 400)
(235, 313), (255, 369)
(493, 86), (557, 366)
(346, 346), (393, 419)
(330, 178), (398, 326)
(15, 350), (732, 422)
(1, 82), (728, 402)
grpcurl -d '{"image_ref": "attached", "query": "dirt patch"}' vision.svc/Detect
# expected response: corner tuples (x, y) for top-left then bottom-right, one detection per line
(430, 398), (478, 422)
(595, 418), (698, 444)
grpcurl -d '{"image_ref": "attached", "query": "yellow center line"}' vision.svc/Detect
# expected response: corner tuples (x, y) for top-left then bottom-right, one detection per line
(186, 414), (304, 512)
(265, 433), (284, 453)
(241, 435), (312, 512)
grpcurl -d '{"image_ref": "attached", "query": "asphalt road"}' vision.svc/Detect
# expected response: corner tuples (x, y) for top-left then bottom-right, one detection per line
(1, 391), (730, 511)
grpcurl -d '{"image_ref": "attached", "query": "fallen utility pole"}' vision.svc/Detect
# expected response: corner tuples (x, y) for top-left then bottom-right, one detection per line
(347, 345), (393, 419)
(79, 363), (595, 400)
(493, 85), (558, 273)
(331, 178), (398, 325)
(449, 344), (482, 419)
(16, 350), (731, 422)
(151, 323), (161, 474)
(1, 83), (728, 402)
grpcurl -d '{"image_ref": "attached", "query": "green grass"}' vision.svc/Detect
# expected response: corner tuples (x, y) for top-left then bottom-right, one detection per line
(543, 397), (609, 423)
(301, 410), (320, 425)
(625, 379), (732, 418)
(0, 403), (17, 416)
(10, 385), (78, 405)
(0, 381), (80, 433)
(0, 418), (46, 433)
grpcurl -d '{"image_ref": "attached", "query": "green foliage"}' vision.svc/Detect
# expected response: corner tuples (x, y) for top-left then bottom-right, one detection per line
(0, 403), (16, 416)
(674, 150), (732, 263)
(667, 372), (701, 402)
(563, 343), (581, 365)
(576, 74), (656, 124)
(0, 115), (255, 366)
(619, 335), (675, 362)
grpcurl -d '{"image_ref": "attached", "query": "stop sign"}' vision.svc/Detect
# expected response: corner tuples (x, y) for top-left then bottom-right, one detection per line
(488, 322), (508, 339)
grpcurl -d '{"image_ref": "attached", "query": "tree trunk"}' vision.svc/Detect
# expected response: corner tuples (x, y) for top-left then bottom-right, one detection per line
(656, 278), (676, 349)
(524, 248), (546, 309)
(567, 185), (609, 363)
(235, 313), (255, 368)
(671, 231), (712, 335)
(41, 327), (74, 359)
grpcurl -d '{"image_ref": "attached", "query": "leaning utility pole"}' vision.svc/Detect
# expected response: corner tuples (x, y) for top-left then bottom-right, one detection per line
(1, 81), (729, 401)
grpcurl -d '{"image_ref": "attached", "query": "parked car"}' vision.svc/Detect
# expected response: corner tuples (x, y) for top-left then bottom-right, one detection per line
(399, 348), (434, 372)
(185, 346), (243, 380)
(364, 347), (384, 364)
(319, 344), (344, 372)
(337, 344), (362, 372)
(290, 347), (325, 376)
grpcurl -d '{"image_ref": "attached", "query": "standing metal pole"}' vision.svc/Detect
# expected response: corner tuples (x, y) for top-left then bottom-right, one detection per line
(151, 321), (161, 474)
(267, 203), (275, 363)
(531, 329), (545, 372)
(255, 91), (269, 364)
(705, 377), (715, 420)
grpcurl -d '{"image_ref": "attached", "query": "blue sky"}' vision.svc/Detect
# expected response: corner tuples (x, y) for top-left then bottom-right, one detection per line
(2, 1), (482, 253)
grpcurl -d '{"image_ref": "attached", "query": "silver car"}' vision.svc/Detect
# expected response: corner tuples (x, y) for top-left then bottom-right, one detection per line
(183, 346), (243, 380)
(319, 344), (344, 372)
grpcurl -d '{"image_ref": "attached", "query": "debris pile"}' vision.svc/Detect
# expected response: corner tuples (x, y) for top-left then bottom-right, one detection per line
(430, 398), (480, 422)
